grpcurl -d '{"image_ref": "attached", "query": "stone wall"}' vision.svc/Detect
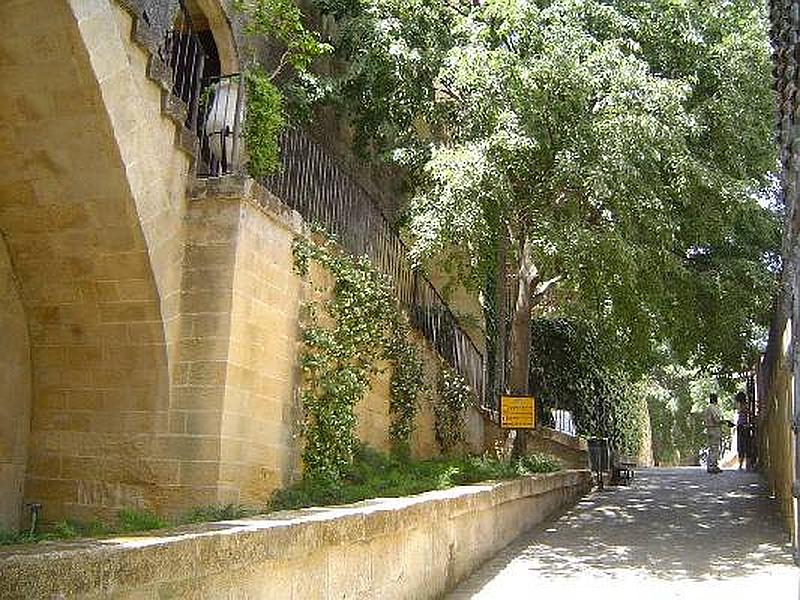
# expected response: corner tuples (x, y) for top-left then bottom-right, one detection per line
(355, 329), (449, 460)
(0, 0), (177, 524)
(522, 428), (589, 470)
(0, 239), (31, 531)
(0, 470), (591, 599)
(757, 320), (795, 536)
(482, 416), (590, 470)
(165, 181), (305, 510)
(0, 0), (489, 526)
(183, 179), (463, 507)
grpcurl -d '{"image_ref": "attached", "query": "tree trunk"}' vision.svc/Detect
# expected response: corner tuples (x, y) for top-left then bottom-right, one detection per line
(493, 233), (508, 404)
(508, 233), (537, 457)
(509, 263), (533, 395)
(508, 233), (537, 394)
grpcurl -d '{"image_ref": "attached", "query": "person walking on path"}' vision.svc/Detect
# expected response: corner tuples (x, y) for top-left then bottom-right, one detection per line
(735, 391), (752, 470)
(704, 393), (732, 473)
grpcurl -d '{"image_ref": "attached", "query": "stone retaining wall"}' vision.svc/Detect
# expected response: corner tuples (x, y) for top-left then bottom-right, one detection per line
(0, 470), (591, 599)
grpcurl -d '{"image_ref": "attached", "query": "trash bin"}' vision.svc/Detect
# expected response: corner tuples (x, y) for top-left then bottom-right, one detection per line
(587, 437), (610, 489)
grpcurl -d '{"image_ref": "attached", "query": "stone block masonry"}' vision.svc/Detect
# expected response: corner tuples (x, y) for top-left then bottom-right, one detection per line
(180, 179), (455, 509)
(0, 0), (490, 528)
(0, 470), (591, 599)
(0, 238), (32, 530)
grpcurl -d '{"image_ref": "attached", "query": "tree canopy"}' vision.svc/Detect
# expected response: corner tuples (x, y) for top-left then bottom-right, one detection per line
(313, 0), (779, 381)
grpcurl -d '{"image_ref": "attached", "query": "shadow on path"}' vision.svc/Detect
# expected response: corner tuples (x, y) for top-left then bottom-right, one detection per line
(449, 468), (798, 598)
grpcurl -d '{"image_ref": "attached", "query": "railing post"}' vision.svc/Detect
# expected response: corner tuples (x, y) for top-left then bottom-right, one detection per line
(188, 52), (205, 133)
(229, 74), (245, 175)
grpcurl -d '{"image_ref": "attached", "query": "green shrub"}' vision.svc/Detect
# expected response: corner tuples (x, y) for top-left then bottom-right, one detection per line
(433, 367), (472, 454)
(0, 529), (26, 545)
(117, 509), (166, 533)
(293, 234), (427, 483)
(243, 71), (286, 176)
(181, 504), (253, 523)
(51, 520), (80, 539)
(268, 444), (561, 512)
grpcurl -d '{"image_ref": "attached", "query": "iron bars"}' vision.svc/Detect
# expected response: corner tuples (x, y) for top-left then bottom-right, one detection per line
(264, 131), (485, 403)
(161, 0), (206, 132)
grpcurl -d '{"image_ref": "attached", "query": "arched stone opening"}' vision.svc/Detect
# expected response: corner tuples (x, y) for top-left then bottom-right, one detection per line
(164, 0), (242, 174)
(0, 0), (172, 525)
(188, 0), (240, 76)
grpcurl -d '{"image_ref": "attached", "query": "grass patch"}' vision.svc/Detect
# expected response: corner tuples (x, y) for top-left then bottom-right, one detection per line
(0, 510), (165, 546)
(117, 509), (167, 533)
(180, 504), (255, 524)
(0, 518), (110, 546)
(268, 445), (561, 512)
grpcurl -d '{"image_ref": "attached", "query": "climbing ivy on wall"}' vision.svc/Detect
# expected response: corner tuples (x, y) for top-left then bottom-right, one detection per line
(386, 322), (426, 459)
(293, 232), (425, 481)
(433, 366), (472, 455)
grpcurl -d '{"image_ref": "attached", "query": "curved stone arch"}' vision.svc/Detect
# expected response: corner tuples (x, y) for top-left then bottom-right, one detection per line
(0, 0), (174, 523)
(191, 0), (241, 74)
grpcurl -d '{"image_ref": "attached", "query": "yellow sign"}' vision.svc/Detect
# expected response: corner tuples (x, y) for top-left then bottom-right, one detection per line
(500, 396), (536, 429)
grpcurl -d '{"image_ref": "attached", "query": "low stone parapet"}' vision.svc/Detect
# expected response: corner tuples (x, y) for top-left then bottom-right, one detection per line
(0, 470), (590, 599)
(524, 427), (590, 470)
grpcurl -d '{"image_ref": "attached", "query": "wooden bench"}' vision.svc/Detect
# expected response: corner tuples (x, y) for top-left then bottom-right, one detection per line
(611, 453), (636, 485)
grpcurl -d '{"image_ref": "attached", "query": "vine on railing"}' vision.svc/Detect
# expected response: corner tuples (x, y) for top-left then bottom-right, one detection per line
(264, 131), (486, 404)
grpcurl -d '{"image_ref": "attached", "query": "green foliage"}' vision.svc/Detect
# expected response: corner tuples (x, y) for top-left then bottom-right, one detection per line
(0, 529), (36, 546)
(433, 366), (472, 454)
(316, 0), (778, 379)
(51, 520), (80, 539)
(0, 505), (261, 546)
(637, 358), (725, 466)
(529, 318), (642, 456)
(268, 444), (561, 511)
(232, 0), (332, 175)
(117, 508), (167, 533)
(243, 71), (286, 176)
(0, 518), (114, 546)
(309, 0), (460, 161)
(386, 322), (425, 458)
(234, 0), (332, 71)
(293, 233), (427, 482)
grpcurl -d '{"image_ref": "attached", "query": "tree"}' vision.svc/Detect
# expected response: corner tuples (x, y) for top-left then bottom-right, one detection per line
(315, 0), (778, 414)
(233, 0), (331, 174)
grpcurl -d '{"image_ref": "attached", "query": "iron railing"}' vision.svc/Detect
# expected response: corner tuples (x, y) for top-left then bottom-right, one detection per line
(193, 75), (485, 401)
(550, 409), (577, 436)
(264, 131), (485, 401)
(161, 0), (206, 131)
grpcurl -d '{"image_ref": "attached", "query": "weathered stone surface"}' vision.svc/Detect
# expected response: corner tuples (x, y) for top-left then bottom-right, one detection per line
(0, 0), (492, 530)
(0, 470), (590, 599)
(0, 238), (31, 531)
(0, 0), (176, 524)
